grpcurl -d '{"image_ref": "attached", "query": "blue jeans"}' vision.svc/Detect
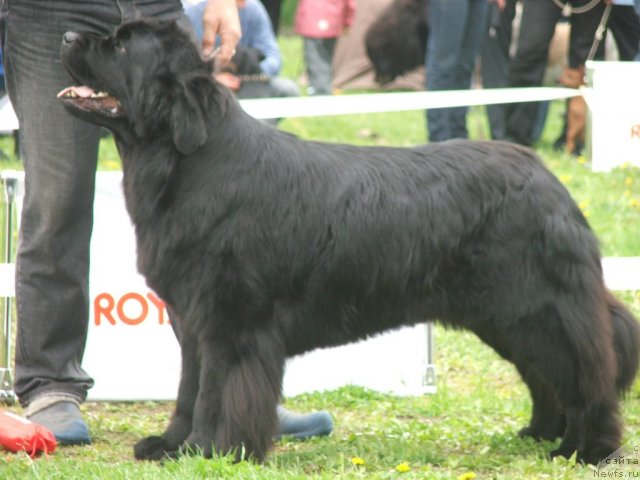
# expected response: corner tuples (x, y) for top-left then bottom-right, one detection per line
(4, 0), (185, 406)
(303, 37), (337, 95)
(425, 0), (487, 142)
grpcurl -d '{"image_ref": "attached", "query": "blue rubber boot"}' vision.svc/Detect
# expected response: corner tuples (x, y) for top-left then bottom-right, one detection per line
(276, 406), (333, 440)
(27, 398), (91, 446)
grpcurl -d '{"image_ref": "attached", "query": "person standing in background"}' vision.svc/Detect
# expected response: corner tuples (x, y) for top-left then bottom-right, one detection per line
(295, 0), (356, 95)
(5, 0), (330, 447)
(503, 0), (606, 148)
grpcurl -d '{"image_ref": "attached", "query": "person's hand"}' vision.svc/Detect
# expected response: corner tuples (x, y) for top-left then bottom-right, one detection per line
(202, 0), (242, 66)
(215, 72), (242, 91)
(489, 0), (506, 10)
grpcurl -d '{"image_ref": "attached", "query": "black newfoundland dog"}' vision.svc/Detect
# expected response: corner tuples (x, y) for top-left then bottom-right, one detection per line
(58, 20), (639, 464)
(365, 0), (428, 85)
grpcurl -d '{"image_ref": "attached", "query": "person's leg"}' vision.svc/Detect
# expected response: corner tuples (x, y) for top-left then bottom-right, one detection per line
(425, 0), (470, 141)
(303, 37), (336, 95)
(5, 2), (107, 445)
(447, 0), (488, 140)
(607, 6), (640, 61)
(505, 0), (560, 145)
(567, 0), (605, 68)
(481, 0), (516, 140)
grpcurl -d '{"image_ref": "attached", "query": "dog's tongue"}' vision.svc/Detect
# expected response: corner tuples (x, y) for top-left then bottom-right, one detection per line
(57, 85), (96, 98)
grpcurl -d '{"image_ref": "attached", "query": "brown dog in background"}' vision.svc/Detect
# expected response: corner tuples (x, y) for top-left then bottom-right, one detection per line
(558, 66), (587, 155)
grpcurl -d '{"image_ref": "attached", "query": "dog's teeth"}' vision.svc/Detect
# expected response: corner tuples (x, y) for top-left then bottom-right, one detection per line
(90, 91), (109, 99)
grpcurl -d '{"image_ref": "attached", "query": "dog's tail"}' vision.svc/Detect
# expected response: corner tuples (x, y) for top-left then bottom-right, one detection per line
(542, 212), (638, 398)
(608, 291), (640, 394)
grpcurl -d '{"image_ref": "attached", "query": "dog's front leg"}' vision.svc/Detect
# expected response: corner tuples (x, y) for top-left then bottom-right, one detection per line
(184, 331), (285, 462)
(134, 319), (199, 461)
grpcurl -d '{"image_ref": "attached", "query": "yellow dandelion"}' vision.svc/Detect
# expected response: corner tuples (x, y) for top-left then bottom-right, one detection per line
(583, 210), (591, 218)
(625, 177), (634, 187)
(395, 462), (411, 473)
(578, 200), (589, 210)
(559, 174), (572, 185)
(350, 456), (365, 466)
(630, 198), (640, 208)
(577, 155), (587, 165)
(457, 472), (477, 480)
(624, 190), (632, 197)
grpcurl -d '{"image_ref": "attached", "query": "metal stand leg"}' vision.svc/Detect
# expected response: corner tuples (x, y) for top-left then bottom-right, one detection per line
(1, 173), (17, 404)
(423, 322), (437, 393)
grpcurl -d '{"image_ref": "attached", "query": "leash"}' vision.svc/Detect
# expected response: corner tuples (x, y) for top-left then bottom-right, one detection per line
(586, 2), (613, 62)
(238, 73), (271, 83)
(550, 0), (603, 15)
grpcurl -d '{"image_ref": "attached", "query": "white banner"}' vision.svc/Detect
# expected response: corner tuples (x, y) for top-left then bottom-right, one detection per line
(84, 173), (433, 400)
(585, 61), (640, 172)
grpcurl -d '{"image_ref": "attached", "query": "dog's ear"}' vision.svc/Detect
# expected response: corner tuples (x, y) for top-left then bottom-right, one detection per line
(170, 76), (208, 155)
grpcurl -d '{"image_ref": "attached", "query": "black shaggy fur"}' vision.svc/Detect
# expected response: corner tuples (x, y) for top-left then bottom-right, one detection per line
(365, 0), (428, 85)
(59, 20), (640, 464)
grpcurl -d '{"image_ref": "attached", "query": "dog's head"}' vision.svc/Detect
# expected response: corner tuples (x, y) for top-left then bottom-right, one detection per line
(365, 0), (429, 86)
(225, 46), (265, 76)
(59, 19), (219, 154)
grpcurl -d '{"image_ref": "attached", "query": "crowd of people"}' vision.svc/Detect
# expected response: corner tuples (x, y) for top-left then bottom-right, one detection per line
(184, 0), (640, 151)
(3, 0), (639, 448)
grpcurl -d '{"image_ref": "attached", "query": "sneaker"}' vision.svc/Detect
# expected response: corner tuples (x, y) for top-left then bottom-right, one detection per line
(276, 405), (333, 440)
(26, 398), (91, 446)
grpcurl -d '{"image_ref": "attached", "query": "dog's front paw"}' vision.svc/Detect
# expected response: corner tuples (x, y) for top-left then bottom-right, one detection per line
(134, 435), (178, 461)
(549, 446), (578, 462)
(518, 416), (565, 442)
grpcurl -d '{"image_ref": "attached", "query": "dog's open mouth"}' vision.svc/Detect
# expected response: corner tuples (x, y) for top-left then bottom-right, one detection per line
(57, 85), (123, 117)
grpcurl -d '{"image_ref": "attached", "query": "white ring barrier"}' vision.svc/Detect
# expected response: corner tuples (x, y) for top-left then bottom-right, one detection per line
(239, 86), (581, 119)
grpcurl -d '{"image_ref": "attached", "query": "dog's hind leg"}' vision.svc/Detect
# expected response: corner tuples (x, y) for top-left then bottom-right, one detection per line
(134, 321), (200, 461)
(516, 368), (566, 442)
(554, 295), (622, 465)
(473, 324), (565, 441)
(507, 297), (621, 464)
(183, 328), (285, 462)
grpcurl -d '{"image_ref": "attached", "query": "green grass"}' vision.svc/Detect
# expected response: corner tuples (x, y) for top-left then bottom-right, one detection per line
(1, 312), (639, 479)
(1, 34), (639, 479)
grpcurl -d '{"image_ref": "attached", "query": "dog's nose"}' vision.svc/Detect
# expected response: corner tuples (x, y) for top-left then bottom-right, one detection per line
(62, 31), (81, 45)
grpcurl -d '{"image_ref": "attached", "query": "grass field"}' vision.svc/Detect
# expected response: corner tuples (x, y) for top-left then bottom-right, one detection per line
(0, 33), (639, 479)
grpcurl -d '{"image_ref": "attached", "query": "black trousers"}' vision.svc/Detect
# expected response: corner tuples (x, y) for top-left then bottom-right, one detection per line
(505, 0), (605, 146)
